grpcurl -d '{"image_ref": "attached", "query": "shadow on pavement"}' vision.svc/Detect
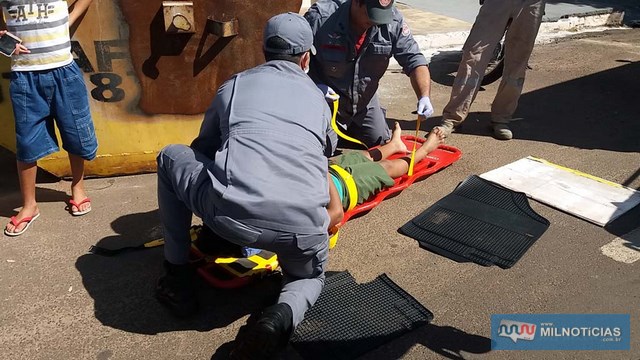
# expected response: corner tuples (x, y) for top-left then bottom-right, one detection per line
(360, 323), (492, 360)
(429, 61), (640, 153)
(605, 201), (640, 237)
(76, 210), (282, 335)
(213, 272), (491, 360)
(210, 310), (264, 360)
(0, 147), (69, 217)
(210, 341), (237, 359)
(621, 167), (640, 188)
(510, 61), (639, 153)
(210, 322), (492, 360)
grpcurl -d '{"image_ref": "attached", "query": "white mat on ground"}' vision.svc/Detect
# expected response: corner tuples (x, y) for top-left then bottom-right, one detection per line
(480, 157), (640, 226)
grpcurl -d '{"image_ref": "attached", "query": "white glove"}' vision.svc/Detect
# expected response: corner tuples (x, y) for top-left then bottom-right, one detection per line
(417, 96), (434, 118)
(316, 83), (340, 101)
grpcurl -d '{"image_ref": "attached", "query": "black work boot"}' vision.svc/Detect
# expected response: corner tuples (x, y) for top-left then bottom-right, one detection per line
(155, 260), (198, 318)
(230, 303), (293, 360)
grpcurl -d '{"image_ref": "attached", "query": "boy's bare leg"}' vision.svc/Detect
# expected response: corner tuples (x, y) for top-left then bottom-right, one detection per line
(69, 154), (91, 213)
(379, 127), (445, 178)
(364, 122), (408, 161)
(5, 161), (39, 234)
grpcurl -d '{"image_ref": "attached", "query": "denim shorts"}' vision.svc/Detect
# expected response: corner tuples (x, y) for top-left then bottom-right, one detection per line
(9, 62), (98, 163)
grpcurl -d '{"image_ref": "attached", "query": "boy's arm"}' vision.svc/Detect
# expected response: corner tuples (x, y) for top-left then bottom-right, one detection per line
(327, 173), (344, 232)
(68, 0), (93, 27)
(1, 8), (6, 31)
(1, 7), (7, 34)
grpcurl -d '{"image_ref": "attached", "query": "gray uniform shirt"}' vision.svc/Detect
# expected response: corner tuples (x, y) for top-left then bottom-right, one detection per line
(191, 60), (336, 234)
(305, 0), (428, 116)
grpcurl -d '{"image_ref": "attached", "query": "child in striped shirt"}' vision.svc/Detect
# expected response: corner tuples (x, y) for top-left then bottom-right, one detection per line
(1, 0), (97, 236)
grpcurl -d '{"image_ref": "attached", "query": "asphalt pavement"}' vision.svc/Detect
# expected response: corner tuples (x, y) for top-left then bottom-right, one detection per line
(1, 5), (639, 360)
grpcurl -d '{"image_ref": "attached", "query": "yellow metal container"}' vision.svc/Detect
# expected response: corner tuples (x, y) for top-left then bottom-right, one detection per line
(0, 0), (301, 177)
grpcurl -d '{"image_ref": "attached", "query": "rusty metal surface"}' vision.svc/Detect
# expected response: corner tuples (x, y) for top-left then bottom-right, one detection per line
(0, 0), (303, 178)
(119, 0), (302, 115)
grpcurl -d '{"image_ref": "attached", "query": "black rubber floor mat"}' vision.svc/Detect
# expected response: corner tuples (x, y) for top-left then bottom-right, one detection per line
(290, 271), (433, 360)
(400, 175), (550, 269)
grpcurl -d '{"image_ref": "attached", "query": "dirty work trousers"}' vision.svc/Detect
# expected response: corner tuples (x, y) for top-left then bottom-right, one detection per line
(442, 0), (546, 125)
(156, 144), (329, 327)
(338, 93), (391, 148)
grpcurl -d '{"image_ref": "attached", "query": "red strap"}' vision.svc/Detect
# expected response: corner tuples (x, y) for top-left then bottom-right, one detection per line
(10, 215), (35, 226)
(354, 31), (367, 55)
(69, 198), (91, 208)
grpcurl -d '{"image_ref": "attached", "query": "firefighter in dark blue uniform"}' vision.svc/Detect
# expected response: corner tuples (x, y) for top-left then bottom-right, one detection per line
(305, 0), (434, 147)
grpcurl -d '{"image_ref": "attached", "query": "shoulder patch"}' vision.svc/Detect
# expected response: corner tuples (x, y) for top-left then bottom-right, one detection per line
(402, 22), (411, 36)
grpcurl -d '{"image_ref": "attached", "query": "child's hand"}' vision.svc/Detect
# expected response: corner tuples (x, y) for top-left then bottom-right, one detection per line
(1, 31), (30, 55)
(14, 43), (30, 55)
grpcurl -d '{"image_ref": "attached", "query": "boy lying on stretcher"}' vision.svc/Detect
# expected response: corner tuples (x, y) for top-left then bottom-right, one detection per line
(235, 123), (444, 257)
(326, 122), (445, 231)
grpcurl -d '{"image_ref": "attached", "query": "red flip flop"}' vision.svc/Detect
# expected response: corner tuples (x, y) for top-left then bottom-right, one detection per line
(69, 198), (92, 216)
(4, 213), (41, 237)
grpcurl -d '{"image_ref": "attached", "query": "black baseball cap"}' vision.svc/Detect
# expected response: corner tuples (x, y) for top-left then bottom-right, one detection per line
(365, 0), (395, 25)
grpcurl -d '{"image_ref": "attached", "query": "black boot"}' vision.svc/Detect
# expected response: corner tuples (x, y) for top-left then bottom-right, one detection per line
(230, 303), (293, 360)
(194, 225), (243, 257)
(155, 260), (198, 317)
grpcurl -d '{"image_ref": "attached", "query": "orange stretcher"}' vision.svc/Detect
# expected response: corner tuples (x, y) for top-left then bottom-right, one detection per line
(89, 138), (461, 289)
(192, 135), (462, 287)
(328, 136), (462, 248)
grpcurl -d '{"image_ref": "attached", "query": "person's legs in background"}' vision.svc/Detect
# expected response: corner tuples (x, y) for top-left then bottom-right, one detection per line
(439, 0), (513, 136)
(491, 0), (545, 140)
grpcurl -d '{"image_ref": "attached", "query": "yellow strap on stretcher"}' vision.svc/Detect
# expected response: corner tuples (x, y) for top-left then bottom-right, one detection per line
(214, 252), (279, 278)
(329, 164), (358, 211)
(330, 98), (366, 147)
(407, 116), (422, 176)
(329, 231), (339, 249)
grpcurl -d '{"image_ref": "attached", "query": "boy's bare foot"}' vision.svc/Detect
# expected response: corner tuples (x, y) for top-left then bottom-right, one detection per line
(4, 205), (40, 235)
(70, 186), (91, 214)
(416, 127), (446, 156)
(389, 122), (409, 154)
(432, 127), (446, 142)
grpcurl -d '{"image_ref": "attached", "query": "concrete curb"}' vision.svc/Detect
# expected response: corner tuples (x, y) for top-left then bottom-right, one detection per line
(393, 9), (629, 70)
(414, 9), (626, 51)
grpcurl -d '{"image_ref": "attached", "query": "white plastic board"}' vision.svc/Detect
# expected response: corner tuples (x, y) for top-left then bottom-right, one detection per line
(480, 157), (640, 226)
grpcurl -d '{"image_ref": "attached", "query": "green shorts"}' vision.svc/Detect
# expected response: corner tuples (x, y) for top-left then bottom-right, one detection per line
(331, 152), (395, 205)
